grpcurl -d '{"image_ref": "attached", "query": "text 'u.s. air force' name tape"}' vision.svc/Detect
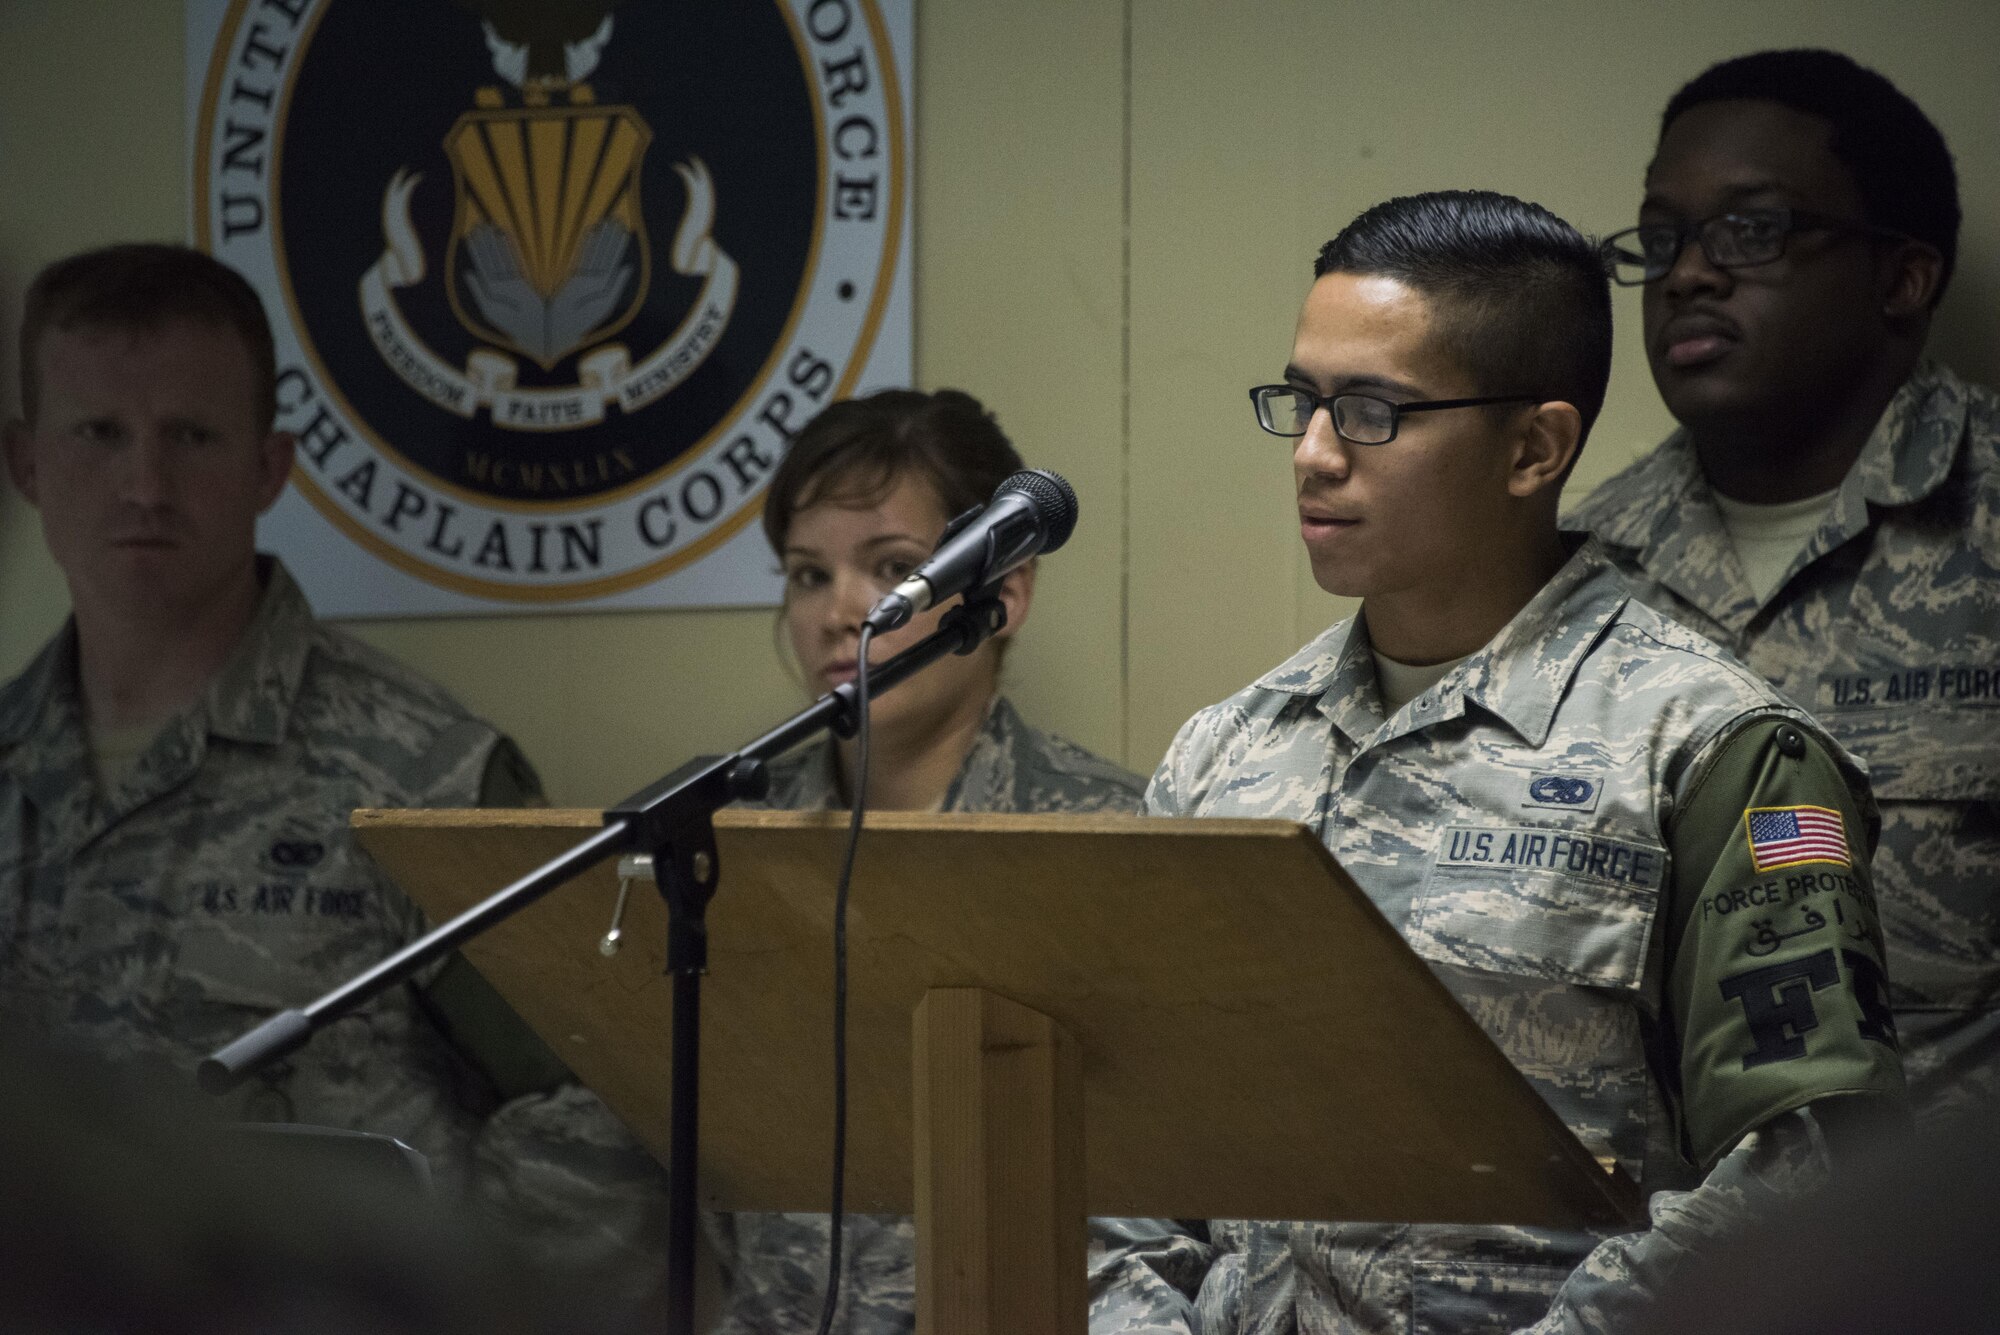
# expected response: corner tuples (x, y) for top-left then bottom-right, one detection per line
(1820, 663), (2000, 709)
(1437, 825), (1664, 890)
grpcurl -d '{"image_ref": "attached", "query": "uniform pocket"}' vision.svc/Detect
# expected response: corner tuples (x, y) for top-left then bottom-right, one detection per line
(1814, 675), (2000, 802)
(174, 916), (326, 1010)
(1814, 693), (2000, 1017)
(1410, 825), (1665, 991)
(174, 884), (400, 1012)
(1408, 828), (1663, 1176)
(1410, 1258), (1573, 1335)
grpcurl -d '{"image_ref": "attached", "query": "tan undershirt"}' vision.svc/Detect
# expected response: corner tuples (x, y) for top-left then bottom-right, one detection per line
(1372, 650), (1471, 715)
(87, 718), (166, 791)
(1713, 488), (1839, 605)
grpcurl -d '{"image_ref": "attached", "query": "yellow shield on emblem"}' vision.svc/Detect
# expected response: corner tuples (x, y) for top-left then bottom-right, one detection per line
(444, 102), (654, 370)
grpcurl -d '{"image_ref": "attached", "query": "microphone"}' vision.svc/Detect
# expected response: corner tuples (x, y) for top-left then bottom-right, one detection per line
(863, 469), (1077, 633)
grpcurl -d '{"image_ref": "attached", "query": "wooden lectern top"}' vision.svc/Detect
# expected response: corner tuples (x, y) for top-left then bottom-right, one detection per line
(354, 808), (1641, 1230)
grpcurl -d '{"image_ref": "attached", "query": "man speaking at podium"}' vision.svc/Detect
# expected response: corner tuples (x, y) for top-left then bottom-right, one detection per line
(1146, 192), (1906, 1332)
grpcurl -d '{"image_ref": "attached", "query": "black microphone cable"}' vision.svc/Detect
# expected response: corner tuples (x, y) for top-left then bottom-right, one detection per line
(813, 622), (873, 1335)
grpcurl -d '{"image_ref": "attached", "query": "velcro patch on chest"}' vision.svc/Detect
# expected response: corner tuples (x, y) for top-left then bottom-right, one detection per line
(1523, 771), (1602, 812)
(1438, 824), (1665, 890)
(1818, 664), (2000, 711)
(1744, 804), (1851, 872)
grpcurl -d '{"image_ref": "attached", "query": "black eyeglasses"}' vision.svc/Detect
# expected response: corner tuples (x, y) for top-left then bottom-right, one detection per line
(1248, 384), (1542, 445)
(1599, 206), (1920, 286)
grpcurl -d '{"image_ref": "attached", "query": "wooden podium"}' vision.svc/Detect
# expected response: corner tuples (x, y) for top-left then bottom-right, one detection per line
(355, 808), (1642, 1333)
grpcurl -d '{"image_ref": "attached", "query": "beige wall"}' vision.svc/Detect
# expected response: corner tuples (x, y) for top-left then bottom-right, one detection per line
(4, 1), (1998, 802)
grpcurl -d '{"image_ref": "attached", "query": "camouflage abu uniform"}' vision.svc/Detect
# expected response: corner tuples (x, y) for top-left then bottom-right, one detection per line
(708, 694), (1210, 1334)
(1148, 539), (1904, 1334)
(1567, 361), (2000, 1125)
(0, 557), (690, 1310)
(0, 560), (543, 1193)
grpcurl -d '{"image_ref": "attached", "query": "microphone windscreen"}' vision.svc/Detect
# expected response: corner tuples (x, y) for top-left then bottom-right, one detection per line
(999, 469), (1078, 553)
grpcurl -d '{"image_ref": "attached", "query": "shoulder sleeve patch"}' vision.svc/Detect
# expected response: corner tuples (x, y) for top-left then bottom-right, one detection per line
(1743, 804), (1852, 872)
(1666, 717), (1906, 1170)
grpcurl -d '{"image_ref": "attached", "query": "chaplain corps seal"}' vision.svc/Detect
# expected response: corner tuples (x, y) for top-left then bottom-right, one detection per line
(195, 0), (903, 601)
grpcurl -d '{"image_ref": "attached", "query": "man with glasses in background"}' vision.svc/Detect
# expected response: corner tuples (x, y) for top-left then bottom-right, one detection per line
(1146, 189), (1903, 1333)
(1570, 49), (2000, 1127)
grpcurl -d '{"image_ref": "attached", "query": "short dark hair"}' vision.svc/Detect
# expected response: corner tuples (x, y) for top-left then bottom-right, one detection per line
(1661, 49), (1960, 302)
(761, 388), (1025, 553)
(1314, 190), (1613, 445)
(18, 243), (278, 428)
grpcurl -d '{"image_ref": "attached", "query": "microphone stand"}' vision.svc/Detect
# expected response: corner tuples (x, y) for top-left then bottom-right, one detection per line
(200, 590), (1012, 1335)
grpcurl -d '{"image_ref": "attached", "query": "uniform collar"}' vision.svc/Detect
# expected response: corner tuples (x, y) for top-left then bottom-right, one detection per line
(765, 694), (1017, 812)
(1565, 429), (1756, 627)
(1840, 359), (1968, 510)
(765, 733), (845, 810)
(1456, 539), (1631, 747)
(0, 619), (77, 751)
(0, 625), (95, 833)
(1568, 361), (1970, 628)
(1259, 538), (1630, 750)
(203, 557), (316, 746)
(0, 558), (312, 806)
(939, 695), (1025, 812)
(1252, 616), (1359, 699)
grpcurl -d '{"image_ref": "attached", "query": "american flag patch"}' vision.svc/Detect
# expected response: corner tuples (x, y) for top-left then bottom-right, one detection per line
(1744, 805), (1851, 872)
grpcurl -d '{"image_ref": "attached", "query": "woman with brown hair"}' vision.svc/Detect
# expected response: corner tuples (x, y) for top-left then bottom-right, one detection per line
(753, 386), (1136, 816)
(707, 387), (1201, 1333)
